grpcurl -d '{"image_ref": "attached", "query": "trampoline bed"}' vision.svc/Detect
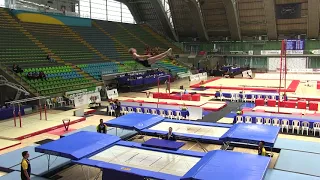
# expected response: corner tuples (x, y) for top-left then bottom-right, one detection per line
(142, 120), (231, 142)
(80, 142), (201, 178)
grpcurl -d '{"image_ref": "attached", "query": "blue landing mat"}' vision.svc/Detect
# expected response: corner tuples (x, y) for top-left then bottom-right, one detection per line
(0, 171), (48, 180)
(274, 138), (320, 154)
(62, 126), (137, 139)
(11, 155), (70, 176)
(0, 145), (43, 169)
(264, 169), (319, 180)
(275, 150), (320, 177)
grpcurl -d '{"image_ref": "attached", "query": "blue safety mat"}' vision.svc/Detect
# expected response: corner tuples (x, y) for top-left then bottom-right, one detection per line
(0, 145), (43, 170)
(0, 171), (49, 180)
(61, 126), (137, 139)
(11, 155), (70, 176)
(275, 149), (320, 177)
(35, 131), (120, 160)
(274, 138), (320, 154)
(219, 123), (280, 147)
(142, 138), (185, 150)
(264, 169), (319, 180)
(105, 113), (164, 130)
(181, 150), (270, 180)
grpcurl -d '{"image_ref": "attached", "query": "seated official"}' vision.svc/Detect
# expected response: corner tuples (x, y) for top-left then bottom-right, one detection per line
(162, 127), (176, 141)
(258, 141), (272, 157)
(97, 119), (107, 133)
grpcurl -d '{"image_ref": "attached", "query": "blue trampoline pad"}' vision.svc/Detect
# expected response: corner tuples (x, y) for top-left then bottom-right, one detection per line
(274, 138), (320, 154)
(275, 149), (320, 177)
(181, 150), (270, 180)
(219, 123), (280, 147)
(0, 145), (43, 169)
(11, 155), (70, 176)
(264, 169), (320, 180)
(105, 113), (164, 130)
(36, 131), (120, 160)
(0, 171), (48, 180)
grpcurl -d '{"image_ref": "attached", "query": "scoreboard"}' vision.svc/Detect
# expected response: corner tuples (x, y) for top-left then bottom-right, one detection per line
(286, 40), (305, 50)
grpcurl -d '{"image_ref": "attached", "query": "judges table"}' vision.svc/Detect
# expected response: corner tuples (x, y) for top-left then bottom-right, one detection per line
(142, 138), (185, 151)
(235, 112), (320, 127)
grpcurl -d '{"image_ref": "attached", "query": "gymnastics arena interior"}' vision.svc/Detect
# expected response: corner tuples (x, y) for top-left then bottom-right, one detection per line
(1, 0), (320, 180)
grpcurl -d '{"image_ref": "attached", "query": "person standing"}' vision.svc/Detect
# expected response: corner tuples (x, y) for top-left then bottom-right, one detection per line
(21, 151), (31, 180)
(115, 100), (121, 117)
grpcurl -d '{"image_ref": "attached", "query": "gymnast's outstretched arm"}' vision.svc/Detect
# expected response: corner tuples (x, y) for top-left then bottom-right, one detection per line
(134, 53), (152, 60)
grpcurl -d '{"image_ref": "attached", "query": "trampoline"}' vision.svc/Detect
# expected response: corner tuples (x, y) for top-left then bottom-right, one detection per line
(181, 150), (271, 180)
(219, 123), (280, 148)
(35, 131), (205, 180)
(142, 120), (231, 141)
(106, 114), (232, 151)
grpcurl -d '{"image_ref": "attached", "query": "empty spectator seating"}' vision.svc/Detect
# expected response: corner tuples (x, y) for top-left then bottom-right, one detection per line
(155, 59), (188, 75)
(78, 61), (145, 80)
(22, 66), (95, 95)
(21, 22), (105, 64)
(0, 9), (48, 68)
(71, 25), (132, 60)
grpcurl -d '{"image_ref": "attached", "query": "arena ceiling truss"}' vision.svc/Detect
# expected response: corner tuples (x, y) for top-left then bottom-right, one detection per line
(120, 0), (320, 41)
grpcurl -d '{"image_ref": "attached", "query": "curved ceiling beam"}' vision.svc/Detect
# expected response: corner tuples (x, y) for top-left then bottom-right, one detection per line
(263, 0), (277, 40)
(148, 0), (179, 41)
(307, 0), (319, 39)
(115, 0), (143, 23)
(222, 0), (241, 40)
(186, 0), (209, 41)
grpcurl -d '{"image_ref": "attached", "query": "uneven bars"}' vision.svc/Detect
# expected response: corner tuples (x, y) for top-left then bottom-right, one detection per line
(18, 104), (22, 128)
(13, 106), (16, 127)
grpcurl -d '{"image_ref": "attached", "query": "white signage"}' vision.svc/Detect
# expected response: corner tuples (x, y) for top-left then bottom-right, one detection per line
(261, 50), (303, 55)
(242, 70), (253, 78)
(311, 49), (320, 54)
(107, 89), (119, 99)
(74, 94), (88, 108)
(189, 73), (208, 82)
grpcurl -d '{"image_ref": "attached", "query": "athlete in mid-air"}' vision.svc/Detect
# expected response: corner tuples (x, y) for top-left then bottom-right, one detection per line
(129, 48), (172, 67)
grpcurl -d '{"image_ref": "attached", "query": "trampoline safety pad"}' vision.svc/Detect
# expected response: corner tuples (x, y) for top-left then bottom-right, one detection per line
(35, 131), (121, 160)
(219, 123), (280, 147)
(181, 150), (270, 180)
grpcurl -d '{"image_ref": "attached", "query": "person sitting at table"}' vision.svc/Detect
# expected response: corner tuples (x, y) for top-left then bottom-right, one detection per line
(162, 127), (176, 141)
(184, 89), (188, 94)
(97, 119), (107, 133)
